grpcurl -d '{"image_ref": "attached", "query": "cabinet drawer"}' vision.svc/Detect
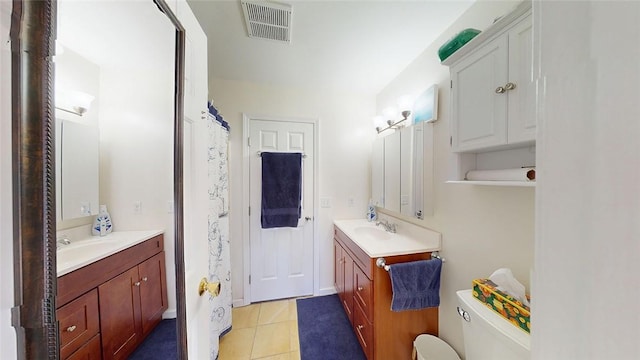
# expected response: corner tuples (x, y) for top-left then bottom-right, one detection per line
(58, 289), (100, 359)
(353, 263), (373, 322)
(353, 302), (373, 360)
(66, 333), (101, 360)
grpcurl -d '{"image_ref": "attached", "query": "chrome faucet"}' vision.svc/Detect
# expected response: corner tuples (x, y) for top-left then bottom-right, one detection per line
(57, 234), (71, 249)
(375, 219), (397, 233)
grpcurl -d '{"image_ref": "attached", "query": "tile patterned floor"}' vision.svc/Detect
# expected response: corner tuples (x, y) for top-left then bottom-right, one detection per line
(219, 298), (300, 360)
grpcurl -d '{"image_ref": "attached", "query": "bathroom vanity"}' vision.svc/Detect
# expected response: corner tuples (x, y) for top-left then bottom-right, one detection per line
(56, 231), (167, 360)
(333, 219), (441, 360)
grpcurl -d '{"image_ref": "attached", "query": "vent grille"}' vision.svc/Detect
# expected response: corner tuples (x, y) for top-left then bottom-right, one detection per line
(241, 1), (292, 43)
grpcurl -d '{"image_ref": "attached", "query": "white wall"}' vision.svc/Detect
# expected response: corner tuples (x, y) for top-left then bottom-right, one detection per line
(98, 62), (177, 315)
(533, 1), (640, 359)
(0, 1), (17, 357)
(209, 79), (376, 304)
(376, 1), (534, 357)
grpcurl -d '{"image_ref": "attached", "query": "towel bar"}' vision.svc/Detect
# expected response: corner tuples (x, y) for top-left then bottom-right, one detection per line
(376, 252), (445, 272)
(257, 151), (306, 158)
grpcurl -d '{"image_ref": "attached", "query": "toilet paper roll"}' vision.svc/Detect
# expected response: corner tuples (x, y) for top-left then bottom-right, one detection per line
(465, 168), (535, 182)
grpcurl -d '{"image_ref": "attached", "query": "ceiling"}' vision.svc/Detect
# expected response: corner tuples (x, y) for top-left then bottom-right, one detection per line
(187, 0), (475, 94)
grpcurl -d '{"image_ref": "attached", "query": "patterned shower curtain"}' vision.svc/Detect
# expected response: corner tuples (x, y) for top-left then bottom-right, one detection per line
(207, 106), (231, 360)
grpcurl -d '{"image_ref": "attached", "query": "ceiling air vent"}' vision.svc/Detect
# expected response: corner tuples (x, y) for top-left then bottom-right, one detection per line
(241, 1), (292, 43)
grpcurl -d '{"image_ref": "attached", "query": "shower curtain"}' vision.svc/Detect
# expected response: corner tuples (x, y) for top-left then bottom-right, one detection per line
(207, 105), (231, 360)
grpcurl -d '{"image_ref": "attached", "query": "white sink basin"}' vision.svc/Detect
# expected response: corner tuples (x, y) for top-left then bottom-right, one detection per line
(334, 219), (441, 257)
(58, 240), (118, 263)
(56, 230), (164, 276)
(354, 226), (392, 240)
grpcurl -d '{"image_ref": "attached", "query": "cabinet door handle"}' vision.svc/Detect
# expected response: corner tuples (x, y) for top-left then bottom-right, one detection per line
(357, 324), (364, 330)
(66, 325), (77, 332)
(134, 281), (141, 287)
(357, 286), (364, 291)
(505, 82), (516, 90)
(495, 86), (506, 94)
(142, 277), (148, 282)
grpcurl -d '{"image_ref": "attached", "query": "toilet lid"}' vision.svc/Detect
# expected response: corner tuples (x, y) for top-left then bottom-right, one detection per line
(414, 334), (461, 360)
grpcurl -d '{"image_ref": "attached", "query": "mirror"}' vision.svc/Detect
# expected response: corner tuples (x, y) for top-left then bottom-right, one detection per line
(56, 119), (100, 221)
(54, 39), (101, 222)
(371, 122), (431, 219)
(10, 0), (187, 357)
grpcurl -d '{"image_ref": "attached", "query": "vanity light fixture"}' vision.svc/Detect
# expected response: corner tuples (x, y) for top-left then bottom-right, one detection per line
(55, 90), (95, 117)
(375, 97), (413, 134)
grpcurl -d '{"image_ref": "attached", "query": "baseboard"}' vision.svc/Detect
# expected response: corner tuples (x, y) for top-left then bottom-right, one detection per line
(317, 286), (337, 296)
(233, 298), (249, 308)
(162, 308), (177, 319)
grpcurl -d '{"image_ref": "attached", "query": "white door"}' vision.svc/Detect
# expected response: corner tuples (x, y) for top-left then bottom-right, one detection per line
(249, 118), (315, 302)
(178, 1), (213, 358)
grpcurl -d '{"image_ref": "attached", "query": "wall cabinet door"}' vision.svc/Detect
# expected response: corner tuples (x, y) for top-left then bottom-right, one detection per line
(99, 267), (142, 360)
(451, 35), (509, 152)
(450, 14), (534, 153)
(506, 17), (535, 144)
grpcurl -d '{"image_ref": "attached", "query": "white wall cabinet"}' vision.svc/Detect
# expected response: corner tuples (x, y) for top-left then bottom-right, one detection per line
(443, 1), (535, 186)
(446, 4), (533, 153)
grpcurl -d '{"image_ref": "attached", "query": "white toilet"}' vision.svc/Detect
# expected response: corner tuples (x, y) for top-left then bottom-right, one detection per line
(414, 289), (530, 360)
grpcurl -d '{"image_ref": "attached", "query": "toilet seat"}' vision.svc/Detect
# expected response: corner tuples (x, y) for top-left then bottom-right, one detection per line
(413, 334), (461, 360)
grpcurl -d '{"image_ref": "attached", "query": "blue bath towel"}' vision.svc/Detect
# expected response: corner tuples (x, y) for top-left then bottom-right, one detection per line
(388, 258), (442, 311)
(261, 152), (302, 228)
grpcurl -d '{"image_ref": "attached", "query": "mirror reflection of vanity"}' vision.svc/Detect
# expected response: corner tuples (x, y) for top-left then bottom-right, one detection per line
(371, 121), (433, 220)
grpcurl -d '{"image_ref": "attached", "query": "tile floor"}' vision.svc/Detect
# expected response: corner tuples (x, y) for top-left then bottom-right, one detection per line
(219, 298), (300, 360)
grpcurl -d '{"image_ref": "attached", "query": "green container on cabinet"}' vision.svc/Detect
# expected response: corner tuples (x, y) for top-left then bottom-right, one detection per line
(438, 28), (481, 62)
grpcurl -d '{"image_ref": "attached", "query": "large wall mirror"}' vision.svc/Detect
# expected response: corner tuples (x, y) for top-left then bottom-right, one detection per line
(11, 0), (188, 358)
(371, 121), (433, 220)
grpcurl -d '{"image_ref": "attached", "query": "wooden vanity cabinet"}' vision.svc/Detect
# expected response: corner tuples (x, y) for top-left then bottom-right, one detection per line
(56, 234), (167, 360)
(334, 240), (354, 322)
(334, 227), (438, 360)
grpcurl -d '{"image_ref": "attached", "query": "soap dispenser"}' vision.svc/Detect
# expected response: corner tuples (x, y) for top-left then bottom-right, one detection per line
(92, 205), (113, 236)
(366, 199), (377, 222)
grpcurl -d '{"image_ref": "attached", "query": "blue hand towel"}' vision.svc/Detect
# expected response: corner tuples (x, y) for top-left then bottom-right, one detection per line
(388, 258), (442, 311)
(261, 152), (302, 228)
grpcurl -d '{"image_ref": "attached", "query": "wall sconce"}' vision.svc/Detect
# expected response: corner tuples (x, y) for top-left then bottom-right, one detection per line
(374, 96), (413, 134)
(55, 90), (95, 116)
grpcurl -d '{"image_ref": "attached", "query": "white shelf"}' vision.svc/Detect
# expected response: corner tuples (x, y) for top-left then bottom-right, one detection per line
(446, 180), (535, 187)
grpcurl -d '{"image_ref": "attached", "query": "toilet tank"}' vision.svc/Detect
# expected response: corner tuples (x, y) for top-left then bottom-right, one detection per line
(456, 289), (530, 360)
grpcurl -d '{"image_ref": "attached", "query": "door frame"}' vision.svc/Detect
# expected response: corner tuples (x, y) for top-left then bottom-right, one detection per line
(9, 1), (189, 358)
(241, 113), (319, 306)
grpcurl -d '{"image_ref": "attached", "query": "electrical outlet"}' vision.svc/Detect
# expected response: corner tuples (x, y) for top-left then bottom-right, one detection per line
(347, 197), (355, 207)
(167, 201), (174, 214)
(133, 201), (142, 214)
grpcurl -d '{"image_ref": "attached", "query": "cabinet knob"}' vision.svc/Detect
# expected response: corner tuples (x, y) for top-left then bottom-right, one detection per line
(495, 86), (506, 94)
(134, 281), (141, 287)
(505, 82), (516, 90)
(357, 324), (364, 330)
(66, 325), (77, 332)
(142, 277), (148, 282)
(357, 286), (364, 291)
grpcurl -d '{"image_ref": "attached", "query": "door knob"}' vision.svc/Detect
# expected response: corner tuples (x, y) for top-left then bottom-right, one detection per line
(198, 277), (221, 297)
(305, 216), (312, 221)
(505, 82), (516, 90)
(495, 86), (506, 94)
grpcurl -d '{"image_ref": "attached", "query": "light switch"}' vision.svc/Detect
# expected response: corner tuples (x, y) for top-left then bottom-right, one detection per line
(320, 198), (331, 208)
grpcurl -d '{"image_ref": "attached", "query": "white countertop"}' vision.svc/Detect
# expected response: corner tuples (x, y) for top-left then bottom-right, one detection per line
(333, 219), (441, 258)
(57, 230), (164, 277)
